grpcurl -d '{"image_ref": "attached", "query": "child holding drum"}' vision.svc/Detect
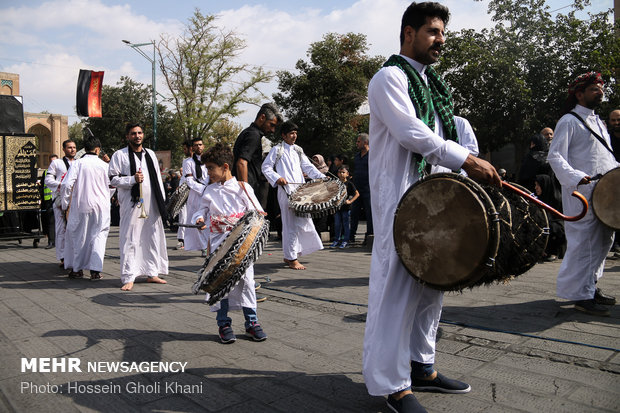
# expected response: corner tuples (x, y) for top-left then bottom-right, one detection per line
(193, 143), (268, 344)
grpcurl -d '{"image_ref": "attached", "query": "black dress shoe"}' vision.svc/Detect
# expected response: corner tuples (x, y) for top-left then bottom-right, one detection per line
(45, 242), (55, 249)
(575, 299), (610, 316)
(594, 288), (616, 305)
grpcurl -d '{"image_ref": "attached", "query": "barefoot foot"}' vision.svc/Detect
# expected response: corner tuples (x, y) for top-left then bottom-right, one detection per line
(147, 276), (167, 284)
(121, 282), (134, 291)
(287, 259), (306, 270)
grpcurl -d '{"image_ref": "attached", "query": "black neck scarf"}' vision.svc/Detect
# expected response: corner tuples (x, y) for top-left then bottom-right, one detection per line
(62, 157), (71, 171)
(127, 146), (167, 218)
(193, 154), (203, 180)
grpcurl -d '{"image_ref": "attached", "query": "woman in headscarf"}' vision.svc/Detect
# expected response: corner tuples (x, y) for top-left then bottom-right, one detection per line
(311, 154), (329, 174)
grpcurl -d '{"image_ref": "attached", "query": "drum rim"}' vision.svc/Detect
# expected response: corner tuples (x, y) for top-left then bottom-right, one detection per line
(288, 178), (347, 218)
(393, 172), (500, 291)
(592, 167), (620, 230)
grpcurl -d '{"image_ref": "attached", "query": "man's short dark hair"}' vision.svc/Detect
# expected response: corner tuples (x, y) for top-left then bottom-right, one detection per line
(256, 102), (283, 123)
(182, 140), (192, 148)
(125, 122), (143, 135)
(400, 2), (450, 45)
(201, 142), (233, 167)
(84, 136), (101, 153)
(191, 137), (203, 144)
(62, 139), (75, 149)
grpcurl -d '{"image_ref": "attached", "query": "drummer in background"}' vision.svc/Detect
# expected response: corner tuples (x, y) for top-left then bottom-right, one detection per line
(262, 120), (325, 270)
(182, 138), (210, 257)
(175, 140), (192, 250)
(548, 72), (619, 317)
(193, 143), (267, 344)
(363, 3), (500, 412)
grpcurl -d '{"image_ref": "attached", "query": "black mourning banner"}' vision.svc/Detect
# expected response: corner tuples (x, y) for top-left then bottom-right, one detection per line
(0, 134), (39, 211)
(76, 69), (104, 117)
(0, 95), (25, 134)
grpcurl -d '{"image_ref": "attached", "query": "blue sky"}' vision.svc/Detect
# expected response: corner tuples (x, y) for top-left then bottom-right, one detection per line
(0, 0), (613, 128)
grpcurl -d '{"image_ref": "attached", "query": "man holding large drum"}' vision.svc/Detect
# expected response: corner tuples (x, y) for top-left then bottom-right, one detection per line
(548, 72), (619, 317)
(362, 2), (500, 412)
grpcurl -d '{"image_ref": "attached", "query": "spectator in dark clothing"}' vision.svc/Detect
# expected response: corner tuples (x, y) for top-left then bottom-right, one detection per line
(535, 174), (566, 261)
(518, 133), (551, 192)
(350, 133), (373, 244)
(233, 102), (282, 209)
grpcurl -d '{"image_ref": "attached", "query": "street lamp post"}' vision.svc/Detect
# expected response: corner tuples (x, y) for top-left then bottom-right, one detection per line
(122, 39), (158, 150)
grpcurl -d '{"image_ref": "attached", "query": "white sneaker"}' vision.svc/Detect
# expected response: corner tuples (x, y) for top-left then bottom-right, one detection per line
(175, 241), (184, 250)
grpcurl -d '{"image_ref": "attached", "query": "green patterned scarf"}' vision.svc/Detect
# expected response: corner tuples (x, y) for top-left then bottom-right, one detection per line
(383, 54), (458, 173)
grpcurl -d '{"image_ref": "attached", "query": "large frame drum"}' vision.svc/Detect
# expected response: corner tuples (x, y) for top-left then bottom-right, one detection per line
(288, 178), (347, 218)
(192, 210), (270, 305)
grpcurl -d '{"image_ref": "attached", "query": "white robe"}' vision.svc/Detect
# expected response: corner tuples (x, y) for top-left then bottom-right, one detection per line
(363, 56), (469, 396)
(109, 147), (168, 283)
(191, 177), (261, 311)
(59, 154), (110, 272)
(45, 157), (75, 261)
(262, 142), (325, 261)
(182, 157), (209, 251)
(548, 104), (618, 300)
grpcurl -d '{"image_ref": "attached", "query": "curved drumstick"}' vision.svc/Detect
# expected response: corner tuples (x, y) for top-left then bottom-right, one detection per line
(502, 181), (588, 222)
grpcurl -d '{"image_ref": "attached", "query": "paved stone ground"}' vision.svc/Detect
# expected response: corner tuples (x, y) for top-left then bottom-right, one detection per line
(0, 223), (618, 412)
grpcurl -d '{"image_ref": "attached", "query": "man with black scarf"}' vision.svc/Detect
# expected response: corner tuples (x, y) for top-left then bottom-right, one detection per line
(109, 123), (168, 291)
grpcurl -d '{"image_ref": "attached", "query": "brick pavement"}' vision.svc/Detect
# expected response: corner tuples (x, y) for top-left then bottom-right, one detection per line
(0, 224), (618, 412)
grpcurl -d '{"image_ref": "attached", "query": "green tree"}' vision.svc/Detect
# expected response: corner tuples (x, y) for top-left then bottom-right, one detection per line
(274, 32), (383, 158)
(437, 0), (618, 159)
(157, 9), (272, 143)
(81, 76), (182, 162)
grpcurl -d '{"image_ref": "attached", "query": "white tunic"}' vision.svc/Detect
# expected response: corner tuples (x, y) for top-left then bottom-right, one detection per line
(262, 142), (325, 260)
(59, 154), (110, 272)
(182, 157), (209, 251)
(192, 177), (262, 311)
(45, 157), (75, 261)
(109, 147), (169, 283)
(363, 56), (469, 396)
(548, 104), (618, 300)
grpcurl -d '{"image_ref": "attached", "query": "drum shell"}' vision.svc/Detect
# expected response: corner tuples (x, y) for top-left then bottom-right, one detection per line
(393, 173), (549, 292)
(393, 173), (500, 291)
(592, 167), (620, 230)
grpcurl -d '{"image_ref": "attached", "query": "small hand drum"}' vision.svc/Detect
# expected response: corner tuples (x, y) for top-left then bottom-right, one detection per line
(192, 210), (270, 305)
(288, 178), (347, 218)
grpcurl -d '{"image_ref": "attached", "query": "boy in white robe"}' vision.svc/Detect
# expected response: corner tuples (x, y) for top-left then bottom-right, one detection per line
(60, 136), (110, 280)
(175, 140), (193, 250)
(548, 72), (619, 316)
(109, 123), (168, 291)
(192, 143), (267, 343)
(261, 121), (325, 270)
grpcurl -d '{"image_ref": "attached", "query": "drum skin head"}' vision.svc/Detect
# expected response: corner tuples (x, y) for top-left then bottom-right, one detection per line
(593, 167), (620, 230)
(394, 176), (493, 290)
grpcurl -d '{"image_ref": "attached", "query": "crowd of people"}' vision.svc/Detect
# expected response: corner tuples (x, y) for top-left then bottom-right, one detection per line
(28, 2), (618, 412)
